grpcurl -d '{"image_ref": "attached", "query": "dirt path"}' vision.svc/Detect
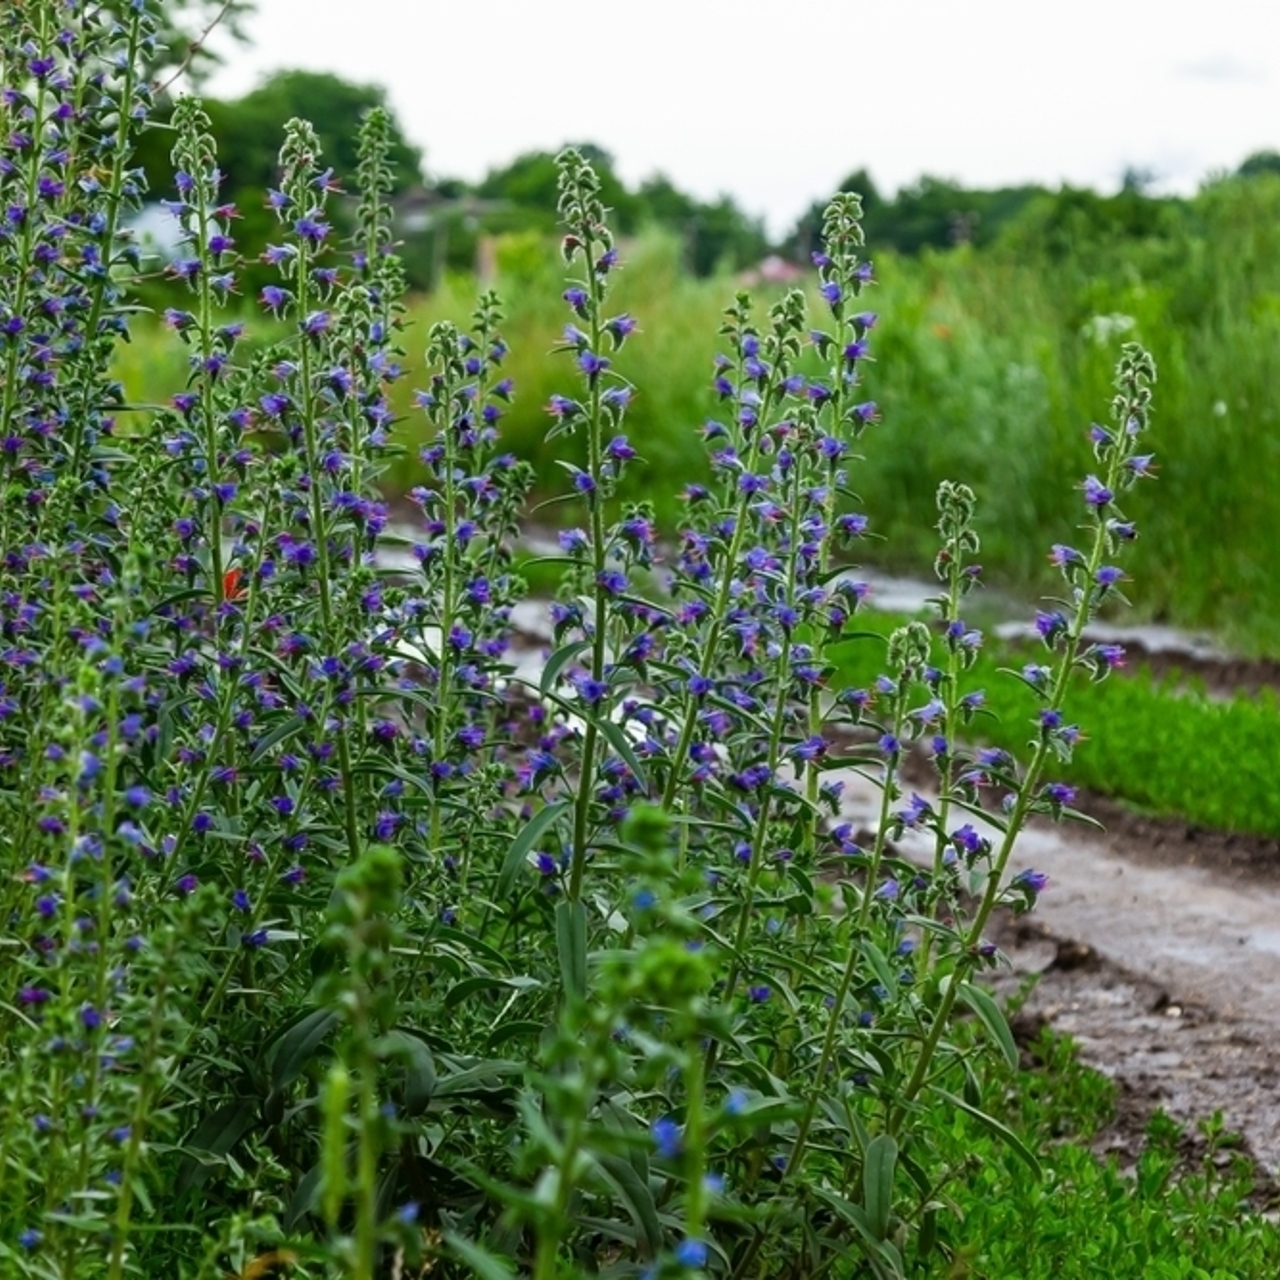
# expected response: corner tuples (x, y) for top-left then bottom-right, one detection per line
(830, 766), (1280, 1174)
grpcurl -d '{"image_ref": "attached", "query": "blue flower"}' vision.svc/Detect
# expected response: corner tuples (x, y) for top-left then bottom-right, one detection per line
(675, 1238), (708, 1268)
(652, 1116), (682, 1159)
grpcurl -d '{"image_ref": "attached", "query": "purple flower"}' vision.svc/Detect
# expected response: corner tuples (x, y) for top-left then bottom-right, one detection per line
(573, 674), (609, 705)
(546, 394), (582, 420)
(1041, 783), (1077, 806)
(293, 215), (330, 244)
(820, 281), (843, 306)
(1095, 565), (1124, 587)
(1082, 475), (1113, 507)
(897, 793), (931, 827)
(563, 287), (588, 315)
(1013, 869), (1049, 894)
(605, 313), (637, 343)
(1034, 610), (1068, 645)
(747, 985), (772, 1003)
(1094, 643), (1126, 669)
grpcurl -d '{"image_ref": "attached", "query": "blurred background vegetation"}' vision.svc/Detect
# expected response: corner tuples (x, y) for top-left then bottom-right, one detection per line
(121, 62), (1280, 655)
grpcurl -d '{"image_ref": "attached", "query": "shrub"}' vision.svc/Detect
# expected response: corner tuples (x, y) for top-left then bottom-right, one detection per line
(1, 3), (1165, 1277)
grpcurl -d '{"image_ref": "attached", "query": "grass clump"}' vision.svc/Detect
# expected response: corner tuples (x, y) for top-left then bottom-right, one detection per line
(942, 1032), (1280, 1279)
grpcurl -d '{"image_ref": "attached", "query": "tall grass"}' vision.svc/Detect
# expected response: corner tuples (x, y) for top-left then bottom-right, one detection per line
(115, 175), (1280, 653)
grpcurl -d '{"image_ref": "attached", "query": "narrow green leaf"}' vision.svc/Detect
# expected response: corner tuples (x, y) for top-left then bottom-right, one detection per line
(597, 717), (649, 791)
(958, 981), (1019, 1070)
(540, 639), (593, 696)
(859, 939), (898, 998)
(933, 1087), (1042, 1176)
(444, 1233), (519, 1280)
(497, 799), (570, 898)
(863, 1133), (898, 1241)
(378, 1029), (437, 1114)
(250, 714), (308, 765)
(594, 1153), (664, 1258)
(266, 1008), (339, 1094)
(556, 899), (587, 999)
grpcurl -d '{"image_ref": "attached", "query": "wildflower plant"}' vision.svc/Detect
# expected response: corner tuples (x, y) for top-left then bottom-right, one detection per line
(0, 3), (1162, 1277)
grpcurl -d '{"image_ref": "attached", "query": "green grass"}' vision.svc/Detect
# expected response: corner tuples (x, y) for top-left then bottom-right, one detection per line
(114, 174), (1280, 654)
(831, 613), (1280, 839)
(937, 1029), (1280, 1279)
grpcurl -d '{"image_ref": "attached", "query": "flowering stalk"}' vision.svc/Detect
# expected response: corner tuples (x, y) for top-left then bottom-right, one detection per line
(554, 149), (624, 904)
(895, 343), (1157, 1116)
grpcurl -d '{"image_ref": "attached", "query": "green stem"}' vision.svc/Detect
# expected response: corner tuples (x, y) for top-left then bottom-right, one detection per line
(295, 241), (362, 866)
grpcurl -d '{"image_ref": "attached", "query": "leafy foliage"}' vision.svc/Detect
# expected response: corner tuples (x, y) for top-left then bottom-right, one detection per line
(3, 4), (1271, 1279)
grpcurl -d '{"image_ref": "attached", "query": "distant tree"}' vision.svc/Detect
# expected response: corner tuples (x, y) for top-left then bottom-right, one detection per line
(135, 69), (423, 202)
(226, 70), (423, 192)
(1238, 150), (1280, 179)
(633, 176), (765, 275)
(995, 185), (1185, 261)
(478, 146), (642, 233)
(636, 174), (699, 227)
(1121, 166), (1157, 194)
(791, 170), (1046, 259)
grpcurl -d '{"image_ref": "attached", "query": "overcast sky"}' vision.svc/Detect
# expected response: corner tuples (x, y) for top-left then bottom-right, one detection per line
(204, 0), (1280, 237)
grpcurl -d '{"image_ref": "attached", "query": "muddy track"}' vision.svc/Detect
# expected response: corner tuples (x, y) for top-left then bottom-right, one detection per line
(829, 763), (1280, 1178)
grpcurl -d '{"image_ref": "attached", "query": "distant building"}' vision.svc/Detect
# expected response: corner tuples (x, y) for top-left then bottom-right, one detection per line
(738, 254), (806, 287)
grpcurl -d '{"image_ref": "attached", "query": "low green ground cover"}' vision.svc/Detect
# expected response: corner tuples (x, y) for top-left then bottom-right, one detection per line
(941, 1032), (1280, 1279)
